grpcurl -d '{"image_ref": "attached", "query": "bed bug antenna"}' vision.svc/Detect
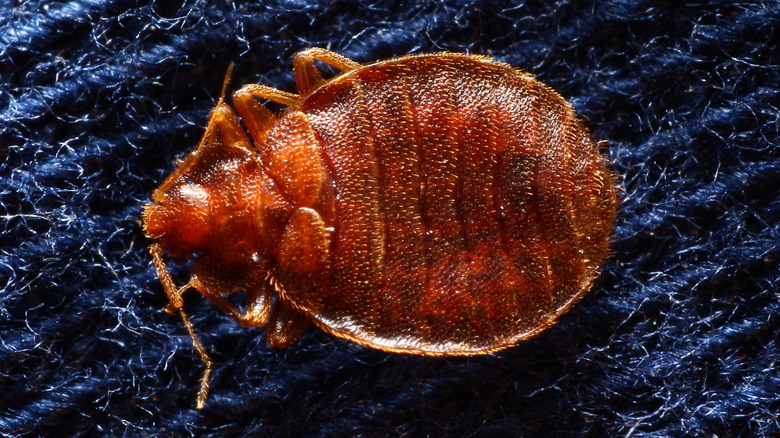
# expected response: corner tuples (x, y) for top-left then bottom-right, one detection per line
(148, 242), (213, 409)
(221, 62), (235, 100)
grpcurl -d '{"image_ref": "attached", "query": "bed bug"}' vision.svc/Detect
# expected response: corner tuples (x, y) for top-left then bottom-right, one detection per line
(143, 48), (617, 408)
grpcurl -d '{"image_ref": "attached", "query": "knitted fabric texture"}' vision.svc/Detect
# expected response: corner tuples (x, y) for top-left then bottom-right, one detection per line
(2, 1), (778, 436)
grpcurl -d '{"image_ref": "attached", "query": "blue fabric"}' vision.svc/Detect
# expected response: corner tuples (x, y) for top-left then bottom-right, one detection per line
(2, 0), (778, 436)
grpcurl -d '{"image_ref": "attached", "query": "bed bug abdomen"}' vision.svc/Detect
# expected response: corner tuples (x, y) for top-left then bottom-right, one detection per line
(283, 54), (616, 354)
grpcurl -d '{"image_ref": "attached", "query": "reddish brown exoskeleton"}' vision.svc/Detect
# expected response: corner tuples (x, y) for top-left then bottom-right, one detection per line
(143, 48), (617, 408)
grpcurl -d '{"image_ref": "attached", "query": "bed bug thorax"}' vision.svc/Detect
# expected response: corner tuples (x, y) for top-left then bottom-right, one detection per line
(143, 48), (618, 408)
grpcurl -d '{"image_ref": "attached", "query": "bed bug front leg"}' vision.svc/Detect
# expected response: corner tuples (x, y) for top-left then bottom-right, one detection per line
(292, 47), (362, 96)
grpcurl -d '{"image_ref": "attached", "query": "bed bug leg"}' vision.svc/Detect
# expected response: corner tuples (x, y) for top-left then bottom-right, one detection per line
(243, 282), (274, 326)
(267, 297), (311, 348)
(190, 274), (273, 329)
(232, 84), (299, 147)
(232, 49), (361, 144)
(292, 47), (362, 96)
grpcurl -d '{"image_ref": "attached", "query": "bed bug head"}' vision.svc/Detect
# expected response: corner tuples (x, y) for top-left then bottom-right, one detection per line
(143, 132), (289, 273)
(143, 181), (212, 262)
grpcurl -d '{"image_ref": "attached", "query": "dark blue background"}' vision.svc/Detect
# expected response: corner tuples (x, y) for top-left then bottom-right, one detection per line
(2, 1), (778, 436)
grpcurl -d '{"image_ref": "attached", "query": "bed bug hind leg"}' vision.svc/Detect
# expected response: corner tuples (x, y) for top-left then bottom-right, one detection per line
(292, 47), (362, 96)
(267, 298), (311, 348)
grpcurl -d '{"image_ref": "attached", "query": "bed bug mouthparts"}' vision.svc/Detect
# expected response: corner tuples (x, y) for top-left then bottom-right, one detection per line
(143, 48), (617, 408)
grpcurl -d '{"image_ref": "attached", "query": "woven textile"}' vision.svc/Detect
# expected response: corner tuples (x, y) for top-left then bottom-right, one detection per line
(2, 1), (778, 436)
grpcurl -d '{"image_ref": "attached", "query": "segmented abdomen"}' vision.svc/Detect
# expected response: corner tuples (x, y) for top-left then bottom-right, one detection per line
(288, 55), (615, 354)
